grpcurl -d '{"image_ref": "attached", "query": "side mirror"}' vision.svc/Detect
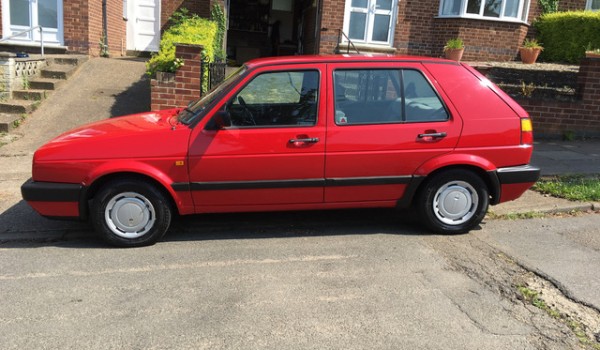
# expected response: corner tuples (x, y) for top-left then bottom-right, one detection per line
(206, 110), (232, 130)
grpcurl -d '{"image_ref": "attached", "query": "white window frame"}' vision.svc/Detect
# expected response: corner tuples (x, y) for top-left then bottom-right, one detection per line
(1, 0), (64, 45)
(342, 0), (398, 47)
(438, 0), (531, 24)
(586, 0), (600, 11)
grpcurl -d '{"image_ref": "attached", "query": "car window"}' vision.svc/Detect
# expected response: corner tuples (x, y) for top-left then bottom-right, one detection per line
(333, 68), (448, 125)
(403, 70), (449, 122)
(225, 70), (319, 127)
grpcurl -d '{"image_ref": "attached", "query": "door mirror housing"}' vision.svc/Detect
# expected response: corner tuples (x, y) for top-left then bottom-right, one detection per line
(206, 111), (232, 130)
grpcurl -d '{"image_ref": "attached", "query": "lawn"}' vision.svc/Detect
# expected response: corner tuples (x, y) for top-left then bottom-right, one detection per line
(533, 175), (600, 202)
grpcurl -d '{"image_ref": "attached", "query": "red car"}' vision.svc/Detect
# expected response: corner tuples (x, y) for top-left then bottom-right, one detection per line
(22, 55), (540, 247)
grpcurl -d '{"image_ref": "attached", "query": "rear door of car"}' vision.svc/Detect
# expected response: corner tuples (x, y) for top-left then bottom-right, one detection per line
(324, 61), (463, 203)
(187, 64), (327, 211)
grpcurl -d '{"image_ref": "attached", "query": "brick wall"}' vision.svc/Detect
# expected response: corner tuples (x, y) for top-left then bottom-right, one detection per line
(559, 0), (587, 11)
(151, 44), (203, 111)
(63, 0), (126, 56)
(517, 57), (600, 138)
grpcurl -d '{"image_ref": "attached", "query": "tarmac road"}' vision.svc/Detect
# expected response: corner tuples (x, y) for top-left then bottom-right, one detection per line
(2, 215), (598, 349)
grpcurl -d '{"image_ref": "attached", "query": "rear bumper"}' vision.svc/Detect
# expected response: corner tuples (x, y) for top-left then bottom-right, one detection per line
(21, 179), (85, 219)
(494, 165), (541, 204)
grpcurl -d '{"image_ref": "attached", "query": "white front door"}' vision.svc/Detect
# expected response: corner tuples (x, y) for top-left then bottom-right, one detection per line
(2, 0), (63, 45)
(126, 0), (160, 52)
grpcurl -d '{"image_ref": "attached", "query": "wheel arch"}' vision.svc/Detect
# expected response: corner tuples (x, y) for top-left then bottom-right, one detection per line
(400, 158), (500, 208)
(82, 171), (180, 220)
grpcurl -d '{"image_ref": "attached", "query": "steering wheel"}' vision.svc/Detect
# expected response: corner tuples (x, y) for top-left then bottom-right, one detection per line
(237, 96), (256, 126)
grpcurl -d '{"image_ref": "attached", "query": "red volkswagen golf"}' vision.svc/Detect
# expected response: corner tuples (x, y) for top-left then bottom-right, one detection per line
(22, 55), (540, 247)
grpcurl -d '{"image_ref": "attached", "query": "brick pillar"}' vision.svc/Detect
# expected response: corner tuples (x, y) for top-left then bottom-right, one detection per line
(577, 56), (600, 102)
(150, 44), (204, 111)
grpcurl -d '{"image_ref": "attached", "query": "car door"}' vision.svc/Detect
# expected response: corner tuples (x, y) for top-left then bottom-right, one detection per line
(187, 64), (326, 212)
(324, 62), (463, 203)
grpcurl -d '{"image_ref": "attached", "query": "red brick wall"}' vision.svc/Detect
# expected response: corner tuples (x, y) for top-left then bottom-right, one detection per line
(559, 0), (587, 11)
(151, 44), (203, 111)
(63, 0), (126, 56)
(517, 57), (600, 137)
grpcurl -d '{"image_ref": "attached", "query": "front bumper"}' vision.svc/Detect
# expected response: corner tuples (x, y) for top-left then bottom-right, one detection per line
(21, 179), (85, 219)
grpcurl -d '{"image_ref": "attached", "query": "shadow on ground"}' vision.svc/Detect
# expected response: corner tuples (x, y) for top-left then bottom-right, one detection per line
(110, 72), (151, 117)
(0, 202), (463, 249)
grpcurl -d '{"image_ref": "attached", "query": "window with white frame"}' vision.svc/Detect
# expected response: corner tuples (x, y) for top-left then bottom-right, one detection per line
(439, 0), (531, 22)
(587, 0), (600, 11)
(343, 0), (397, 46)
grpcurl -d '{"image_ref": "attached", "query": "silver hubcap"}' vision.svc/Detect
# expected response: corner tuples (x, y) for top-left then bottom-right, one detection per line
(105, 192), (156, 239)
(433, 181), (478, 225)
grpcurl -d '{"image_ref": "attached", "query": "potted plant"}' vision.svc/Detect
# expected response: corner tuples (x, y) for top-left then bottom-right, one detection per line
(444, 38), (465, 61)
(519, 39), (543, 64)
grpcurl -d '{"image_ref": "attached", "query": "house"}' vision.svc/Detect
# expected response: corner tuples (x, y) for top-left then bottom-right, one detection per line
(0, 0), (596, 60)
(0, 0), (217, 56)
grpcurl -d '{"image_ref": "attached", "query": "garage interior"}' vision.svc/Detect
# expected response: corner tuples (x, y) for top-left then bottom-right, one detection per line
(226, 0), (320, 63)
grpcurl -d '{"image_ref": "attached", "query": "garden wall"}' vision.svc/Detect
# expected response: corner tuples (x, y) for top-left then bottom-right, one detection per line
(517, 57), (600, 138)
(150, 44), (203, 111)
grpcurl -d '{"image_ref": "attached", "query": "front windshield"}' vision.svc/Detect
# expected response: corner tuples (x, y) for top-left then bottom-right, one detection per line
(178, 66), (247, 125)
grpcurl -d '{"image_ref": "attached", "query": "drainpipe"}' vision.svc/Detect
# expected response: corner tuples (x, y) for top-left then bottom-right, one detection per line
(102, 0), (109, 56)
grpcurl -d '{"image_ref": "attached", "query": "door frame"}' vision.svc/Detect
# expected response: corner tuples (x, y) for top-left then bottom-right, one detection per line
(1, 0), (64, 45)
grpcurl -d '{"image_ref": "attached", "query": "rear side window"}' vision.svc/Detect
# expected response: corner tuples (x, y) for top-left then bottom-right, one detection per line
(334, 69), (449, 125)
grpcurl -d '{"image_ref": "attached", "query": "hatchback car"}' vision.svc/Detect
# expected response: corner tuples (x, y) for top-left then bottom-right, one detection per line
(22, 55), (540, 247)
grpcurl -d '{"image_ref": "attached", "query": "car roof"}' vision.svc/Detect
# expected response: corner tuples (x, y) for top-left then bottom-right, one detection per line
(244, 54), (459, 68)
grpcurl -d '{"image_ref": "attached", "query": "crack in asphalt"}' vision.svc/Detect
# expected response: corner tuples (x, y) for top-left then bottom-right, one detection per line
(425, 235), (595, 349)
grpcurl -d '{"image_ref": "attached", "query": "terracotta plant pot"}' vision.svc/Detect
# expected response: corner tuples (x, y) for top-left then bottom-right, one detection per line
(585, 51), (600, 59)
(519, 48), (542, 64)
(444, 48), (464, 62)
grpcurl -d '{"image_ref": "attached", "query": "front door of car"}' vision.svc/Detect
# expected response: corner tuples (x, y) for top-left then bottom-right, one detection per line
(324, 62), (463, 203)
(188, 65), (326, 211)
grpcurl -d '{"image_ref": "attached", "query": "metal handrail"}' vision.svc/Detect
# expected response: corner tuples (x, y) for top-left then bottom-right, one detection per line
(0, 26), (45, 57)
(337, 29), (360, 54)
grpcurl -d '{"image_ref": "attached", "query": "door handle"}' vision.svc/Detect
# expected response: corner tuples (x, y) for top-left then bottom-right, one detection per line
(418, 132), (447, 139)
(289, 137), (320, 144)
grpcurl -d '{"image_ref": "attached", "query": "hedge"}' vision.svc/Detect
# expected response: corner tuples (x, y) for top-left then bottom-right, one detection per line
(146, 16), (217, 76)
(534, 11), (600, 63)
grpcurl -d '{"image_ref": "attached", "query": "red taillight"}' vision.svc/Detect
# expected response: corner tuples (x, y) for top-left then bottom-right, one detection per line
(521, 118), (533, 145)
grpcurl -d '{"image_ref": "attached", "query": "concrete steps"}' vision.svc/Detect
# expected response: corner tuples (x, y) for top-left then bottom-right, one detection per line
(0, 55), (88, 133)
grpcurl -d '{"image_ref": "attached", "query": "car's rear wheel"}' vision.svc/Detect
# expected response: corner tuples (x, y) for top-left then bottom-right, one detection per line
(91, 179), (172, 247)
(417, 169), (489, 234)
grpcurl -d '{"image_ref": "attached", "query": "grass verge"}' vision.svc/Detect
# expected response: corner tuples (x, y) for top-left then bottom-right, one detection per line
(517, 285), (600, 349)
(533, 175), (600, 202)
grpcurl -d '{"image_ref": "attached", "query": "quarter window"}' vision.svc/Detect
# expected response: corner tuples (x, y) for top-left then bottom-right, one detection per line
(225, 70), (319, 127)
(344, 0), (397, 45)
(333, 69), (449, 125)
(439, 0), (531, 22)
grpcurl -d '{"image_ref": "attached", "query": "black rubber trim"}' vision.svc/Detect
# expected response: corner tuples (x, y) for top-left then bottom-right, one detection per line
(396, 176), (425, 208)
(189, 179), (325, 191)
(487, 170), (502, 205)
(171, 176), (412, 192)
(21, 179), (83, 202)
(496, 165), (541, 184)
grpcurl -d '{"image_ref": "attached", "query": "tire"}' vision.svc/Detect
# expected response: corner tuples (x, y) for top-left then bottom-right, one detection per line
(417, 169), (489, 234)
(91, 179), (172, 247)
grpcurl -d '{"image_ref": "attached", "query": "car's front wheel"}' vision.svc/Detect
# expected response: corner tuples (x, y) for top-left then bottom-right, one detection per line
(91, 179), (172, 247)
(417, 169), (489, 234)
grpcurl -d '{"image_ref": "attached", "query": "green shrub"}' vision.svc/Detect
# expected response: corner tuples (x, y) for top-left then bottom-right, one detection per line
(146, 12), (218, 76)
(534, 11), (600, 63)
(211, 4), (226, 61)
